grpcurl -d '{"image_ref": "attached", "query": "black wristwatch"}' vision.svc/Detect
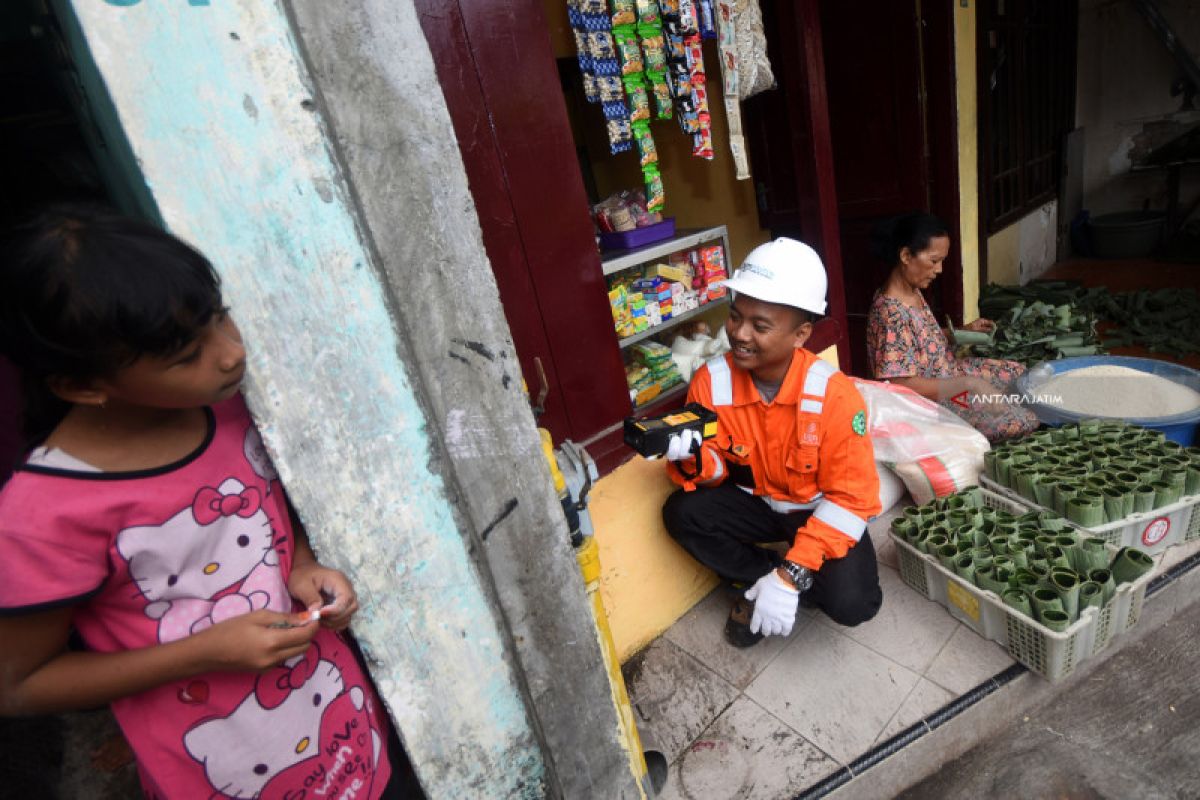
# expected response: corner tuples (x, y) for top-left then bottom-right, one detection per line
(781, 560), (814, 593)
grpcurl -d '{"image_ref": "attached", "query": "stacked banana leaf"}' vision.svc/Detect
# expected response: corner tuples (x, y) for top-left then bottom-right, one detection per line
(952, 282), (1104, 365)
(971, 280), (1200, 361)
(1079, 287), (1200, 359)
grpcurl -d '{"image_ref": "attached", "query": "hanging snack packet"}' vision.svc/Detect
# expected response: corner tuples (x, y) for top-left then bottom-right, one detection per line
(698, 0), (716, 38)
(597, 75), (625, 104)
(637, 0), (661, 25)
(690, 68), (710, 114)
(676, 0), (699, 34)
(640, 33), (668, 73)
(612, 0), (637, 27)
(587, 29), (617, 61)
(693, 123), (715, 160)
(649, 74), (673, 118)
(633, 121), (658, 167)
(615, 27), (645, 75)
(625, 76), (651, 122)
(607, 118), (634, 154)
(644, 164), (665, 212)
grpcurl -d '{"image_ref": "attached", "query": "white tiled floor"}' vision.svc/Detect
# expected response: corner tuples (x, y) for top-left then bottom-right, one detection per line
(624, 501), (1200, 799)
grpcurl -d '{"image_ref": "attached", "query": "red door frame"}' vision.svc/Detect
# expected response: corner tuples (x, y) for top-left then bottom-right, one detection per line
(782, 0), (851, 370)
(415, 0), (631, 448)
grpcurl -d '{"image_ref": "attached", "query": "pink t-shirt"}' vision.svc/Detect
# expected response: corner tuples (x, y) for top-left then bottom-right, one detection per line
(0, 396), (392, 799)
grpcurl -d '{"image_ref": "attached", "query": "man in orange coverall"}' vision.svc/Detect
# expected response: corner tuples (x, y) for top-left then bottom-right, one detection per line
(663, 237), (882, 647)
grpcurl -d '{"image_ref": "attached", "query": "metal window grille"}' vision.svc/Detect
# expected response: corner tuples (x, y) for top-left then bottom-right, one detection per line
(978, 0), (1078, 233)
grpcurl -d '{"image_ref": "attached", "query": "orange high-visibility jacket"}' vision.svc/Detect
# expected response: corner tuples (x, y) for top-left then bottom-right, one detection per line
(667, 349), (881, 570)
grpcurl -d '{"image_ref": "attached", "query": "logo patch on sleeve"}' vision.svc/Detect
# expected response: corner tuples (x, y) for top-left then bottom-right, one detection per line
(851, 410), (867, 436)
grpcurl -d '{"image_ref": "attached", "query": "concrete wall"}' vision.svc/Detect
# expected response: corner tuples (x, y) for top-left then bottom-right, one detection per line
(986, 201), (1059, 286)
(75, 1), (638, 797)
(1077, 0), (1200, 215)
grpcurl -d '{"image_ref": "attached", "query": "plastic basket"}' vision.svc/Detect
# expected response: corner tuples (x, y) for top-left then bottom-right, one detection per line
(979, 476), (1200, 553)
(598, 218), (676, 251)
(890, 489), (1153, 682)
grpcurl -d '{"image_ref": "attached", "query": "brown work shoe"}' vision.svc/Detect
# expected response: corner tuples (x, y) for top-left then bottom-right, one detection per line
(723, 597), (764, 648)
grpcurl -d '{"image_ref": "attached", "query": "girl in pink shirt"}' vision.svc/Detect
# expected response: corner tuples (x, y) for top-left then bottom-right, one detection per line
(0, 207), (408, 799)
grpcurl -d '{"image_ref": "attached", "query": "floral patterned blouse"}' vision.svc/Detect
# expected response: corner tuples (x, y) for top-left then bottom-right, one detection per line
(865, 290), (1039, 442)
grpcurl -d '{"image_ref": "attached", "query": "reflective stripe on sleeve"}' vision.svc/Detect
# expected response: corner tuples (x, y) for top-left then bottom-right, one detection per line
(703, 449), (726, 483)
(813, 498), (867, 541)
(799, 399), (823, 414)
(801, 359), (836, 401)
(707, 357), (733, 406)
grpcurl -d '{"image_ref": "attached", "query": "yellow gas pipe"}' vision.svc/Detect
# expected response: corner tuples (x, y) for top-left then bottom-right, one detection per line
(539, 430), (651, 798)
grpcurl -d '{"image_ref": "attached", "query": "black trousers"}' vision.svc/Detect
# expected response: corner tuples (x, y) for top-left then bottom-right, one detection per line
(662, 482), (882, 627)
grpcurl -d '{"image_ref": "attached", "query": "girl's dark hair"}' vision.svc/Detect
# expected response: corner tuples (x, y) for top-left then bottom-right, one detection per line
(0, 205), (223, 439)
(870, 212), (949, 266)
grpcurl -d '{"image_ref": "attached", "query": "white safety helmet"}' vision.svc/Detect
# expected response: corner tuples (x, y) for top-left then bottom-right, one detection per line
(720, 237), (828, 315)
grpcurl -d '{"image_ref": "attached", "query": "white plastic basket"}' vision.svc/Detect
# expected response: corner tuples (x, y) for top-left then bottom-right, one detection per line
(890, 489), (1153, 682)
(980, 476), (1200, 553)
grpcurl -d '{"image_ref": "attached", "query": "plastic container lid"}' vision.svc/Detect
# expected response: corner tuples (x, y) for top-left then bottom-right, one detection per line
(1018, 355), (1200, 428)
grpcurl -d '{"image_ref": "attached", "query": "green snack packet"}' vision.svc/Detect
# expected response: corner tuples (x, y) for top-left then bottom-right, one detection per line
(640, 32), (667, 73)
(614, 27), (644, 75)
(624, 76), (651, 123)
(635, 0), (660, 26)
(643, 164), (665, 212)
(649, 75), (673, 119)
(632, 121), (657, 167)
(612, 0), (636, 27)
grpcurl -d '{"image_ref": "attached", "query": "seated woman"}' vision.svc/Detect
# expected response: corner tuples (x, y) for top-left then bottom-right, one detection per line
(865, 212), (1039, 442)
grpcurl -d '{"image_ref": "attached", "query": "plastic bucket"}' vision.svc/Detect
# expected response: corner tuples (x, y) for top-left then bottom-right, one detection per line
(1017, 356), (1200, 445)
(1087, 211), (1165, 259)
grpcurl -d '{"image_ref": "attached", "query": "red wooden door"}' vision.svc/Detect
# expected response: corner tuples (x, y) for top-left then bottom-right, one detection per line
(415, 0), (631, 447)
(742, 0), (852, 369)
(746, 0), (962, 377)
(819, 0), (963, 376)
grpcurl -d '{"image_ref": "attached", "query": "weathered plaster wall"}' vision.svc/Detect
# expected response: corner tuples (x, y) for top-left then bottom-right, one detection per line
(1077, 0), (1200, 215)
(986, 201), (1059, 287)
(69, 1), (638, 796)
(281, 3), (640, 798)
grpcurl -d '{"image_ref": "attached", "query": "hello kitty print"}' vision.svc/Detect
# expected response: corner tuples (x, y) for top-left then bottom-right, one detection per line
(117, 475), (290, 643)
(185, 641), (384, 799)
(0, 396), (392, 798)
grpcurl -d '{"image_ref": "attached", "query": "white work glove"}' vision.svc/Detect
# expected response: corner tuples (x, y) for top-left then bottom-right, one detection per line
(665, 429), (702, 462)
(745, 570), (800, 637)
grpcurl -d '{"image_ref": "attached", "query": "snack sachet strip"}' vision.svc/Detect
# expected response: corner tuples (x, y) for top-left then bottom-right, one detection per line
(568, 0), (633, 155)
(713, 0), (750, 177)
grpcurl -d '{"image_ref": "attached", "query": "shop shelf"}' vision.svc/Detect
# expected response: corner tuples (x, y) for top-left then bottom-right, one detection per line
(601, 225), (728, 276)
(617, 296), (729, 349)
(633, 382), (687, 413)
